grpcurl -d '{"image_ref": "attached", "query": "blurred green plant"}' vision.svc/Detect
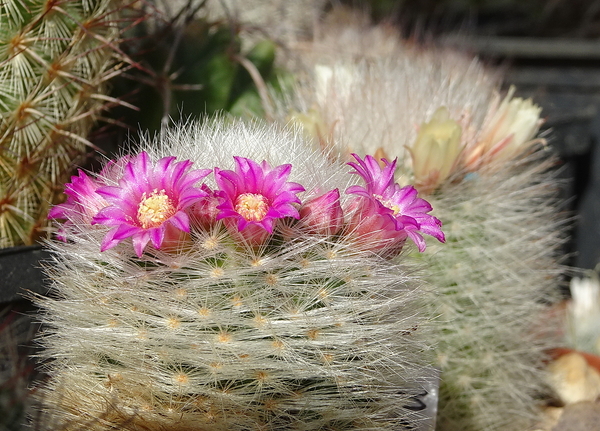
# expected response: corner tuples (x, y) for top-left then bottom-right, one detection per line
(108, 0), (292, 137)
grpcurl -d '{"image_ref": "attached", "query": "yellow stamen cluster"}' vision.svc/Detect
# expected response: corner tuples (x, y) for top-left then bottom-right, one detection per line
(235, 193), (269, 221)
(137, 189), (176, 229)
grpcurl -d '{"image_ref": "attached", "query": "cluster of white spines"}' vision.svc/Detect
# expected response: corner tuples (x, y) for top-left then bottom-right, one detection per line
(37, 120), (436, 430)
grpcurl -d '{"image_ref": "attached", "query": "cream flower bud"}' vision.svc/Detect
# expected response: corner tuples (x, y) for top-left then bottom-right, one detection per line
(409, 107), (462, 193)
(465, 86), (544, 170)
(314, 64), (356, 107)
(567, 273), (600, 354)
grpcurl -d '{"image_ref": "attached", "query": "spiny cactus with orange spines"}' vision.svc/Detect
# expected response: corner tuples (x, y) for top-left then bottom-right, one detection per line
(0, 0), (129, 248)
(35, 118), (445, 430)
(274, 12), (569, 431)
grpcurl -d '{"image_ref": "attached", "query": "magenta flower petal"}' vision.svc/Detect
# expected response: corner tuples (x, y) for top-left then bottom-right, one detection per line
(132, 232), (152, 258)
(49, 170), (107, 221)
(48, 169), (110, 240)
(169, 211), (191, 233)
(101, 224), (141, 252)
(92, 207), (127, 225)
(346, 153), (445, 252)
(96, 186), (124, 201)
(405, 229), (427, 252)
(150, 227), (164, 249)
(347, 154), (397, 197)
(214, 157), (305, 238)
(299, 189), (344, 236)
(92, 152), (210, 256)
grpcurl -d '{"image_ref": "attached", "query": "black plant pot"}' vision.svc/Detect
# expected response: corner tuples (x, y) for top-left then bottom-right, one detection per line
(0, 245), (51, 305)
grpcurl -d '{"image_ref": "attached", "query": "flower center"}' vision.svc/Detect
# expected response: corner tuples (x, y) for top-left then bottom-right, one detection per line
(235, 193), (269, 221)
(137, 189), (176, 229)
(373, 194), (400, 215)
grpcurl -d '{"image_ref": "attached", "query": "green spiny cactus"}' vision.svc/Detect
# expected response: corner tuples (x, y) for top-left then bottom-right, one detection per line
(34, 119), (442, 430)
(0, 0), (127, 248)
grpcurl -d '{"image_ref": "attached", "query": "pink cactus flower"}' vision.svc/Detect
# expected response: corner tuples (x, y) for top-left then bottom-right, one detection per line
(298, 189), (344, 236)
(214, 157), (305, 237)
(346, 154), (445, 252)
(92, 152), (211, 257)
(48, 170), (109, 241)
(345, 196), (411, 251)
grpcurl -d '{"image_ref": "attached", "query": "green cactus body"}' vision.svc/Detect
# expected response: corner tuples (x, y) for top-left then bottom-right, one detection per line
(35, 120), (434, 430)
(0, 0), (123, 248)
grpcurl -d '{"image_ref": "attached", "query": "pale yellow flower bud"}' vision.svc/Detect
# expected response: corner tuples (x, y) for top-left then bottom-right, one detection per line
(288, 108), (332, 150)
(409, 107), (462, 193)
(465, 86), (544, 170)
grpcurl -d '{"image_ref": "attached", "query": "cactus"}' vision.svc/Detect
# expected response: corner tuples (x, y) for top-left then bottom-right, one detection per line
(0, 0), (127, 248)
(416, 131), (566, 431)
(35, 119), (444, 430)
(274, 13), (568, 431)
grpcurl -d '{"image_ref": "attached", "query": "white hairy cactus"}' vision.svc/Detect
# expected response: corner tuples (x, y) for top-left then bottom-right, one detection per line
(35, 119), (445, 430)
(278, 10), (500, 170)
(421, 152), (566, 431)
(275, 11), (568, 431)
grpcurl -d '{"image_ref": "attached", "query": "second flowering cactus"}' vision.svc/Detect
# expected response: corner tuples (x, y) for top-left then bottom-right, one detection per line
(36, 119), (444, 430)
(273, 13), (568, 430)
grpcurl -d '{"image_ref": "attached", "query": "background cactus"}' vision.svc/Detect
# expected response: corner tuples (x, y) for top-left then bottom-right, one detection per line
(274, 11), (569, 430)
(420, 151), (566, 431)
(35, 119), (440, 430)
(107, 0), (299, 137)
(0, 0), (130, 248)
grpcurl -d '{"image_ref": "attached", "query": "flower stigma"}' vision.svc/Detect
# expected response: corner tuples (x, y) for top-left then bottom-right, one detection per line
(373, 194), (400, 215)
(137, 189), (176, 229)
(235, 193), (269, 221)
